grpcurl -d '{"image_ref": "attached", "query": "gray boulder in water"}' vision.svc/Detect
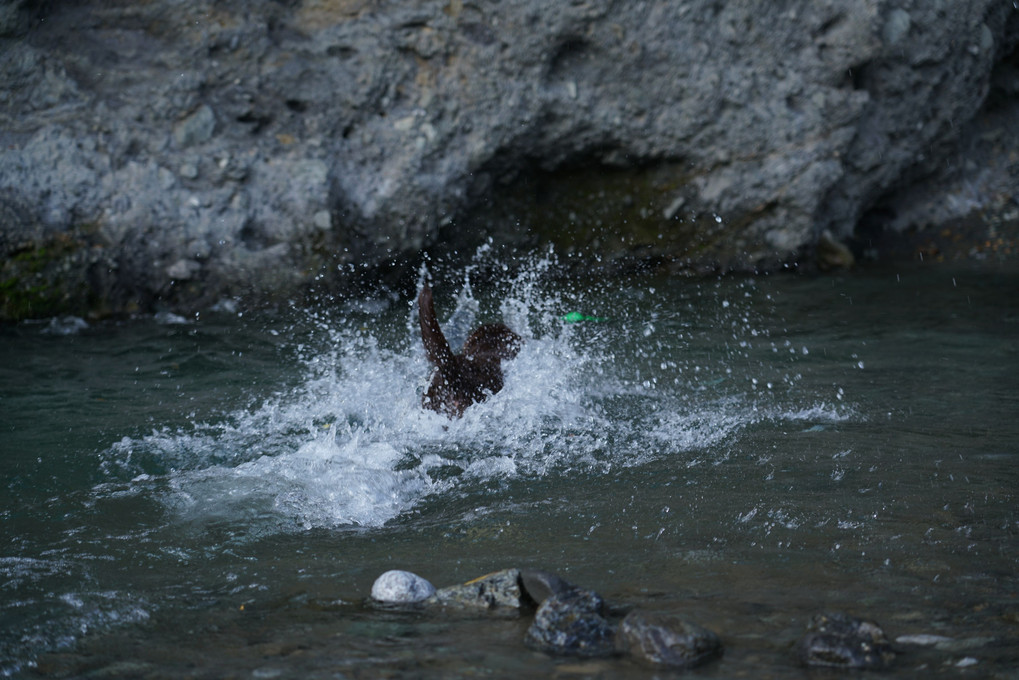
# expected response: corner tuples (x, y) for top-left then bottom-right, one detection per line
(524, 587), (617, 657)
(795, 611), (895, 669)
(616, 610), (722, 668)
(369, 570), (436, 604)
(428, 568), (525, 610)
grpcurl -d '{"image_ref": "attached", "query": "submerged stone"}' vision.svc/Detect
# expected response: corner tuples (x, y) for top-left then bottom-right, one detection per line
(895, 633), (954, 647)
(795, 612), (895, 670)
(370, 570), (436, 604)
(524, 588), (617, 657)
(429, 569), (524, 609)
(617, 610), (722, 669)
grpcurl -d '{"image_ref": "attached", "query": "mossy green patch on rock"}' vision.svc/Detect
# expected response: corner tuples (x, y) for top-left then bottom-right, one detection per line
(0, 230), (114, 322)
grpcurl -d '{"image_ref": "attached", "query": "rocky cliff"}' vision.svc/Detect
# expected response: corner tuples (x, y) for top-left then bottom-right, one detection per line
(1, 0), (1016, 319)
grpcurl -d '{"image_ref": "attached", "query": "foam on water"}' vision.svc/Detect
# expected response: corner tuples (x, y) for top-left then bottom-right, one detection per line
(98, 252), (851, 536)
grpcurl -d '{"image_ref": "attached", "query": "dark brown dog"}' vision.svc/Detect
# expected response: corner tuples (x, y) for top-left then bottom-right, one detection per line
(418, 284), (522, 418)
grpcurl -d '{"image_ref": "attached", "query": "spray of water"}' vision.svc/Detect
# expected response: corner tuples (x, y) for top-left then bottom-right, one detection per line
(99, 249), (851, 536)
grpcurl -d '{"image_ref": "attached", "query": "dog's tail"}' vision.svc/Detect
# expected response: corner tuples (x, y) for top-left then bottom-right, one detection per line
(418, 284), (456, 370)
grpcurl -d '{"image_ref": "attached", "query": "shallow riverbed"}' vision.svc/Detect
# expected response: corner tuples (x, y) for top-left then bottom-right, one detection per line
(2, 253), (1017, 678)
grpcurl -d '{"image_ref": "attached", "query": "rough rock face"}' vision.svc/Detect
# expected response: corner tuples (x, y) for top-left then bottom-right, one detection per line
(524, 588), (617, 657)
(0, 0), (1016, 319)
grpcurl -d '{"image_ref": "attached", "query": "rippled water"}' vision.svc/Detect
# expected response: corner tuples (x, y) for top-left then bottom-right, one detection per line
(2, 252), (1017, 678)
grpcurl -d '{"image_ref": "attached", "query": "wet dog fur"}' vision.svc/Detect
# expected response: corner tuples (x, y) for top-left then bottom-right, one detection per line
(418, 284), (522, 418)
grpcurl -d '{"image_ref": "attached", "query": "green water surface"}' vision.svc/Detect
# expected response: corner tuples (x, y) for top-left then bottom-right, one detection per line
(2, 259), (1017, 678)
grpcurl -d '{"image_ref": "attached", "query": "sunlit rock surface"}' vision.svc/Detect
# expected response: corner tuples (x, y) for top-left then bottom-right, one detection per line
(0, 0), (1016, 319)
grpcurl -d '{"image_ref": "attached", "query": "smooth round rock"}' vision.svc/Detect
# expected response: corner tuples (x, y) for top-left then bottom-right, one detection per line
(370, 570), (436, 603)
(617, 610), (722, 668)
(795, 612), (895, 669)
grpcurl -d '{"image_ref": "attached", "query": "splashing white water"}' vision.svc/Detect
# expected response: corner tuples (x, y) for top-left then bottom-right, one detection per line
(99, 252), (853, 534)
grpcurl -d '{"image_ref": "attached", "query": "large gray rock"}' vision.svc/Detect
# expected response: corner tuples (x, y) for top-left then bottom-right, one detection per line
(0, 0), (1016, 319)
(524, 587), (617, 657)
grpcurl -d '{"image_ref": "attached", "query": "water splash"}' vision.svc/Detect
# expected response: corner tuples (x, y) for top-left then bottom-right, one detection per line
(98, 251), (850, 535)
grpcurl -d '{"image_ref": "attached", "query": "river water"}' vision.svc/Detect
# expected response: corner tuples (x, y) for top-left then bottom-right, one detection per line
(2, 252), (1017, 678)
